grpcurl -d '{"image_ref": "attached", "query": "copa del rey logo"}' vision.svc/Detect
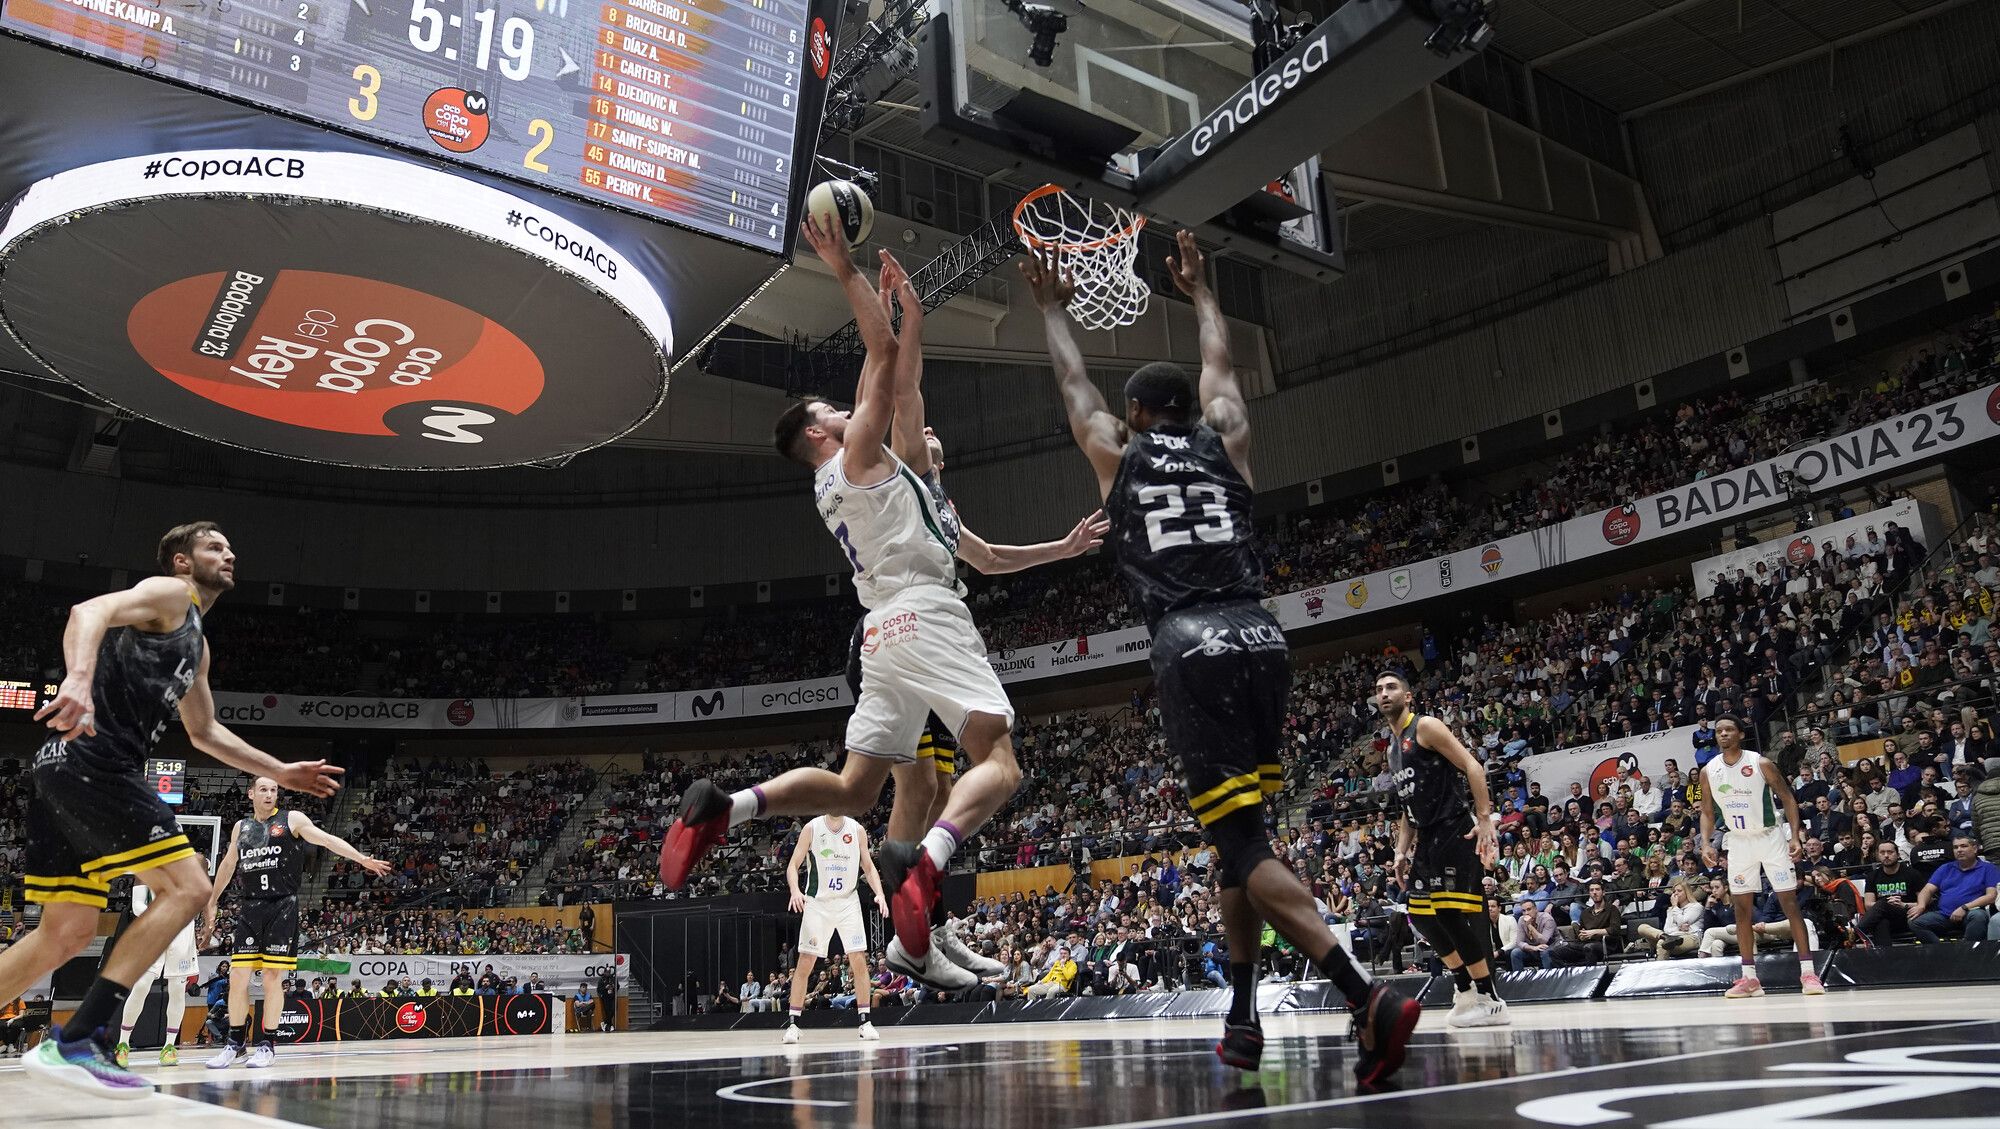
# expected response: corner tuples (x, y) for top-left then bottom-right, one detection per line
(1602, 503), (1643, 546)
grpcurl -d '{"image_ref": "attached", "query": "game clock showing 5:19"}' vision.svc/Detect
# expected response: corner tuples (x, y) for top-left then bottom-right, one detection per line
(0, 0), (828, 253)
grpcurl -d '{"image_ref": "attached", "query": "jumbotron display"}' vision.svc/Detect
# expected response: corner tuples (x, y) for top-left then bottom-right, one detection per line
(0, 0), (827, 252)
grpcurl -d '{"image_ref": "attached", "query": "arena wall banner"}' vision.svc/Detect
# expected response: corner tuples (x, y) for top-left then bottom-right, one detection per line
(1688, 498), (1934, 597)
(197, 952), (627, 994)
(205, 382), (2000, 730)
(262, 991), (557, 1043)
(1518, 726), (1701, 805)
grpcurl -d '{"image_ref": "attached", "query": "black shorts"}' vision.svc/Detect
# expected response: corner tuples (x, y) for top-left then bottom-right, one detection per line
(1407, 831), (1483, 916)
(233, 896), (301, 971)
(847, 616), (958, 775)
(1151, 601), (1289, 830)
(24, 751), (194, 910)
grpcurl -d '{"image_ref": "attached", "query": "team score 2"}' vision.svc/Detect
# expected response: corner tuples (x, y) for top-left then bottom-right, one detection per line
(1906, 404), (1965, 451)
(525, 119), (554, 172)
(1137, 483), (1235, 551)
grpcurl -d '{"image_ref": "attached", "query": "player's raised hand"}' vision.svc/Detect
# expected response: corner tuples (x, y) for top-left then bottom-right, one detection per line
(878, 250), (922, 335)
(359, 856), (393, 877)
(35, 674), (97, 741)
(1165, 229), (1209, 297)
(276, 759), (345, 798)
(1059, 510), (1110, 557)
(800, 214), (855, 276)
(1018, 244), (1075, 311)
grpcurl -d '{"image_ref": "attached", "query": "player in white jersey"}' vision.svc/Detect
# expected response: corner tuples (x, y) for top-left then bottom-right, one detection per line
(780, 815), (887, 1043)
(660, 216), (1081, 990)
(112, 879), (198, 1067)
(1697, 718), (1822, 999)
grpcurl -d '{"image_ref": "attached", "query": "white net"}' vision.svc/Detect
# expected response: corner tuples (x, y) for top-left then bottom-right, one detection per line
(1013, 187), (1150, 330)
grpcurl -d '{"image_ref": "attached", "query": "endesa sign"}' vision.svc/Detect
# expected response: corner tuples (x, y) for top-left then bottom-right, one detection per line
(205, 383), (2000, 731)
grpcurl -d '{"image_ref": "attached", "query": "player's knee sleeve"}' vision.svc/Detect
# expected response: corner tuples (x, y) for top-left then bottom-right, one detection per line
(1206, 808), (1275, 889)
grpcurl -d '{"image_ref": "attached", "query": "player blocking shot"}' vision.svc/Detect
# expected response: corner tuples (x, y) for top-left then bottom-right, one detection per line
(1024, 231), (1421, 1091)
(1374, 672), (1508, 1028)
(1698, 718), (1823, 998)
(202, 776), (390, 1069)
(0, 522), (344, 1099)
(782, 814), (888, 1042)
(112, 877), (202, 1067)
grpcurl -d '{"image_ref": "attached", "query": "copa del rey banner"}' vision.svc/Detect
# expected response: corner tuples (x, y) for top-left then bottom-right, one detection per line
(209, 382), (2000, 731)
(1689, 497), (1936, 597)
(1518, 726), (1701, 805)
(193, 953), (627, 994)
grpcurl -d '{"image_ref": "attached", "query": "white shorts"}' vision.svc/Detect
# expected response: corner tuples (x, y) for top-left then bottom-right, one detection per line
(142, 925), (200, 984)
(799, 897), (868, 958)
(1725, 828), (1796, 895)
(847, 587), (1013, 763)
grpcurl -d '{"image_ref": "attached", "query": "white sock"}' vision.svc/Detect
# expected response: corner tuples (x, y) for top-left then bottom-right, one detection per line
(728, 789), (761, 829)
(788, 1009), (801, 1023)
(858, 1007), (871, 1019)
(921, 825), (960, 870)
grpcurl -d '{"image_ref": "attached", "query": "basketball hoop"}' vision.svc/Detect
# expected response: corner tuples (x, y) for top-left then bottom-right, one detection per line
(1012, 184), (1150, 330)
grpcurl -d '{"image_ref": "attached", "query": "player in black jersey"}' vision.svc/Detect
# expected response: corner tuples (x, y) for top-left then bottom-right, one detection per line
(202, 775), (389, 1069)
(1025, 231), (1420, 1090)
(1374, 671), (1508, 1028)
(0, 522), (343, 1099)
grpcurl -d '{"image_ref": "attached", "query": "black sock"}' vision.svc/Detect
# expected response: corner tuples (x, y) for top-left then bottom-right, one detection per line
(1475, 972), (1499, 999)
(1226, 962), (1258, 1025)
(257, 1031), (275, 1050)
(1451, 966), (1473, 993)
(1312, 941), (1375, 1011)
(65, 978), (129, 1049)
(228, 1023), (248, 1048)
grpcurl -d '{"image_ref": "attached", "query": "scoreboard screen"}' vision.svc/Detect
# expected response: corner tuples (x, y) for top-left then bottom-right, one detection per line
(0, 679), (57, 712)
(0, 0), (831, 253)
(147, 757), (187, 805)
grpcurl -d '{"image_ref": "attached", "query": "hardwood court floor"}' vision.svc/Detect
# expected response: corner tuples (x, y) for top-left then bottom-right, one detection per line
(2, 986), (1993, 1128)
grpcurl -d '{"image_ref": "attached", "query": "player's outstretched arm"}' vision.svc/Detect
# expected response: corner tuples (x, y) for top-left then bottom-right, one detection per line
(955, 511), (1108, 574)
(879, 252), (932, 475)
(801, 216), (899, 481)
(178, 649), (345, 797)
(1165, 229), (1252, 486)
(1019, 246), (1124, 498)
(289, 811), (392, 875)
(785, 831), (811, 913)
(1418, 716), (1497, 865)
(200, 822), (242, 948)
(34, 575), (199, 741)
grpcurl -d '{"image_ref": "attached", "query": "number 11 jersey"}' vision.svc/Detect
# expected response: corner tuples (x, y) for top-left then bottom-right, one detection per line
(1106, 422), (1262, 632)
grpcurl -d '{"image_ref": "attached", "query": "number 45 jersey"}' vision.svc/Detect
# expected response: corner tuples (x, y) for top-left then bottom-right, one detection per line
(1107, 423), (1263, 632)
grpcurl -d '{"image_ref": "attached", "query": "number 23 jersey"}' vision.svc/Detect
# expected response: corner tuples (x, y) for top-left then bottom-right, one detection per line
(1107, 423), (1262, 632)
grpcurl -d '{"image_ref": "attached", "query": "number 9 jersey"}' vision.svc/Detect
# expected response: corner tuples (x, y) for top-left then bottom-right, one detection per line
(1106, 423), (1263, 632)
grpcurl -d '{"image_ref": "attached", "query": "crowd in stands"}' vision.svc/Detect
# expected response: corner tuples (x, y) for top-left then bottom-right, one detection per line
(291, 906), (592, 955)
(0, 311), (1992, 705)
(322, 758), (598, 908)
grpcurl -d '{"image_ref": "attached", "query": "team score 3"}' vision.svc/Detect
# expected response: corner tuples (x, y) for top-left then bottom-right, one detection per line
(349, 64), (380, 121)
(1138, 483), (1235, 551)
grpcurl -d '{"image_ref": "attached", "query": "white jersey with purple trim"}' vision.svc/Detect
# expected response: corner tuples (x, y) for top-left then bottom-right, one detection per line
(814, 448), (964, 610)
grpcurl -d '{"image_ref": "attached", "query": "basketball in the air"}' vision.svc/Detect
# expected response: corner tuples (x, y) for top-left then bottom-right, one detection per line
(806, 180), (875, 248)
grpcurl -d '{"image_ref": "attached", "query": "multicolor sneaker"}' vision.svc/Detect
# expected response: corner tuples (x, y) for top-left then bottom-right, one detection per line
(882, 842), (942, 960)
(1723, 976), (1764, 999)
(1351, 984), (1422, 1092)
(22, 1031), (153, 1101)
(113, 1041), (130, 1068)
(1800, 970), (1825, 996)
(659, 779), (731, 890)
(1215, 1021), (1264, 1070)
(158, 1044), (180, 1067)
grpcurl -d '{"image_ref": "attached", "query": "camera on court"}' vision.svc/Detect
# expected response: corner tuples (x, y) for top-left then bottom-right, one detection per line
(1003, 0), (1068, 67)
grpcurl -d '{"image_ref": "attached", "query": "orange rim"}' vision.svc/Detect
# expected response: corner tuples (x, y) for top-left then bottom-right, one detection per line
(1012, 184), (1146, 253)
